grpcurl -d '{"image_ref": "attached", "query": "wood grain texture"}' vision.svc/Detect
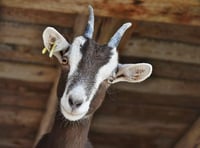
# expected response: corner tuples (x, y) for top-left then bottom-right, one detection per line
(0, 92), (48, 110)
(89, 102), (199, 148)
(0, 125), (36, 140)
(132, 21), (200, 45)
(1, 0), (200, 25)
(92, 115), (187, 136)
(0, 44), (56, 66)
(0, 78), (52, 94)
(0, 107), (43, 128)
(0, 137), (33, 148)
(0, 6), (75, 27)
(90, 131), (172, 148)
(72, 14), (88, 38)
(0, 21), (72, 47)
(0, 61), (57, 82)
(95, 102), (198, 126)
(112, 77), (200, 97)
(34, 70), (60, 146)
(2, 6), (199, 45)
(95, 18), (122, 44)
(122, 37), (200, 64)
(174, 117), (200, 148)
(105, 89), (200, 109)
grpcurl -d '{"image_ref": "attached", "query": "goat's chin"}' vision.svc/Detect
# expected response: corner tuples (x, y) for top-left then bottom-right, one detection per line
(60, 106), (87, 121)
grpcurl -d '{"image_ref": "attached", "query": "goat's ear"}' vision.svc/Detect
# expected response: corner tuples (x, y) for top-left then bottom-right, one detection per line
(110, 63), (152, 84)
(42, 27), (70, 62)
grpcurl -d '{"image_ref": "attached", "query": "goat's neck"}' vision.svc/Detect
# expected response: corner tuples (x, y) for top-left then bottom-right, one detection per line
(37, 68), (108, 148)
(47, 111), (92, 148)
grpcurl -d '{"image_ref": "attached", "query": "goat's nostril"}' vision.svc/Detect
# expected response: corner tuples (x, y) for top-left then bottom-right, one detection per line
(68, 98), (73, 106)
(76, 102), (82, 107)
(68, 97), (83, 109)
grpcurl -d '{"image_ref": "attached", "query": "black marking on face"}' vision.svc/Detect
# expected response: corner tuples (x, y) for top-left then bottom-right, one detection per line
(67, 39), (113, 98)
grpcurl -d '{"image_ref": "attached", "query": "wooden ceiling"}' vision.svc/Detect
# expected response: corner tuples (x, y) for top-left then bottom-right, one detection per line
(0, 0), (200, 148)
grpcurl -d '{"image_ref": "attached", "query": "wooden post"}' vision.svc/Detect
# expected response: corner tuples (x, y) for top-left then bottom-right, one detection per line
(33, 68), (60, 147)
(174, 117), (200, 148)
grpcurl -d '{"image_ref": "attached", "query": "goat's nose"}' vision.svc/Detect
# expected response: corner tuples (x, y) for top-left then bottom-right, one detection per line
(68, 97), (83, 109)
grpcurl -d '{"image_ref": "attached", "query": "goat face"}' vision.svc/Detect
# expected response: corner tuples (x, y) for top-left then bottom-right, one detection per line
(59, 36), (118, 121)
(42, 6), (152, 121)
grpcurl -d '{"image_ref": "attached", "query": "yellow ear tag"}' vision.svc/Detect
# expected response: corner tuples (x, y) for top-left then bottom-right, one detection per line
(42, 47), (48, 54)
(49, 43), (56, 58)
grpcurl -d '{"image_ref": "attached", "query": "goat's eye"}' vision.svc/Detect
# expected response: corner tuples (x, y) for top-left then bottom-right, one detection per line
(80, 44), (83, 49)
(62, 57), (68, 65)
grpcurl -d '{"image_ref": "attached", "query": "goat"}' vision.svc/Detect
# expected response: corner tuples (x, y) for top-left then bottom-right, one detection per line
(36, 5), (152, 148)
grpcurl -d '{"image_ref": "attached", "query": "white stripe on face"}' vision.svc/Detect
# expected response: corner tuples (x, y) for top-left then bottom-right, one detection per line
(88, 48), (118, 102)
(67, 36), (86, 78)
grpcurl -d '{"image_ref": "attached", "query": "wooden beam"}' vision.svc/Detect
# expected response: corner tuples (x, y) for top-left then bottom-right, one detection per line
(112, 77), (200, 97)
(132, 21), (200, 45)
(0, 6), (75, 27)
(92, 106), (197, 137)
(72, 14), (88, 38)
(0, 125), (35, 148)
(0, 78), (52, 95)
(0, 61), (57, 83)
(95, 18), (122, 44)
(0, 125), (35, 140)
(0, 137), (33, 148)
(0, 21), (43, 46)
(96, 102), (198, 126)
(105, 90), (200, 109)
(149, 60), (200, 81)
(34, 69), (60, 147)
(90, 131), (170, 148)
(0, 21), (72, 47)
(0, 44), (56, 66)
(1, 0), (200, 26)
(0, 92), (48, 110)
(90, 103), (199, 148)
(121, 37), (200, 64)
(0, 106), (43, 128)
(1, 6), (199, 45)
(174, 117), (200, 148)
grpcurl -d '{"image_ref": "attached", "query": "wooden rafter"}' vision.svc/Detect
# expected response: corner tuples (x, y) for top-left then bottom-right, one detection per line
(174, 117), (200, 148)
(34, 69), (60, 147)
(113, 77), (200, 97)
(0, 6), (75, 27)
(131, 21), (200, 45)
(121, 37), (200, 64)
(1, 0), (200, 26)
(0, 62), (57, 82)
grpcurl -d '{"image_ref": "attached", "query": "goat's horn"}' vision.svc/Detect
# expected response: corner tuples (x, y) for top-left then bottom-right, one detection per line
(84, 5), (94, 39)
(108, 23), (132, 48)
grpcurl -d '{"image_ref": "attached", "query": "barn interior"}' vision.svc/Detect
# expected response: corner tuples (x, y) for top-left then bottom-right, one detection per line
(0, 1), (200, 148)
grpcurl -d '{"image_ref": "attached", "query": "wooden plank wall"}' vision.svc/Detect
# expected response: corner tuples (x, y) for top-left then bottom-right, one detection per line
(92, 21), (200, 147)
(0, 1), (200, 148)
(0, 5), (62, 148)
(92, 23), (200, 148)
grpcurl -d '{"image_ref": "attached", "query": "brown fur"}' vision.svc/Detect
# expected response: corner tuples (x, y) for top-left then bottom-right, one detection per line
(36, 62), (110, 148)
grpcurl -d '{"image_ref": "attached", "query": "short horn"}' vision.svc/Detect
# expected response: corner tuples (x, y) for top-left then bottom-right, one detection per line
(84, 5), (94, 39)
(108, 23), (132, 48)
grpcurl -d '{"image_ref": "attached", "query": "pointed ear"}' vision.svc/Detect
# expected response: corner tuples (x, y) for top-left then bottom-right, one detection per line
(111, 63), (152, 84)
(42, 27), (70, 62)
